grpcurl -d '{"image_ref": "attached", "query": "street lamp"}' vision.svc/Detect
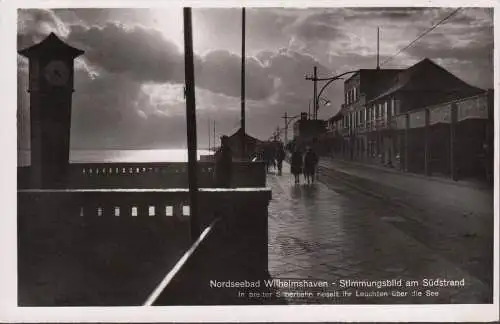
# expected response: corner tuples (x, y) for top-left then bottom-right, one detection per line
(318, 97), (331, 107)
(305, 68), (359, 119)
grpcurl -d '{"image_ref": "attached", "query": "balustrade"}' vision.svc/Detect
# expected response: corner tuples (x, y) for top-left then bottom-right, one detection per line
(18, 161), (266, 189)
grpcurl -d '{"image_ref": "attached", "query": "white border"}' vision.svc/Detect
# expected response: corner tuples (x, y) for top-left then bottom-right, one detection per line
(1, 0), (499, 322)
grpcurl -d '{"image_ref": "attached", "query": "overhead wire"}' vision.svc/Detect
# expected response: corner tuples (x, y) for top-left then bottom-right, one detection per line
(380, 7), (462, 67)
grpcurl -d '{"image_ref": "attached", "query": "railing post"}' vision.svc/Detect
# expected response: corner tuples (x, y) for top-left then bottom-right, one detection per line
(424, 108), (430, 176)
(450, 103), (458, 181)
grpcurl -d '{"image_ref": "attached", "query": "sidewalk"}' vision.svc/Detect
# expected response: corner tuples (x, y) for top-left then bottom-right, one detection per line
(266, 162), (492, 304)
(319, 157), (493, 217)
(322, 156), (491, 190)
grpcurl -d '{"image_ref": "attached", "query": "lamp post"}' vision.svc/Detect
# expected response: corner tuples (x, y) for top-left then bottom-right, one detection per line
(305, 69), (359, 119)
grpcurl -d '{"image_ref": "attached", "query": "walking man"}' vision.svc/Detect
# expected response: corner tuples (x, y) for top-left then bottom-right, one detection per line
(276, 144), (286, 176)
(303, 147), (319, 185)
(290, 148), (303, 184)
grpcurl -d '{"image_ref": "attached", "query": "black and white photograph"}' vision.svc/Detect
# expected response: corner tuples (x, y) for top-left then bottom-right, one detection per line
(2, 0), (499, 322)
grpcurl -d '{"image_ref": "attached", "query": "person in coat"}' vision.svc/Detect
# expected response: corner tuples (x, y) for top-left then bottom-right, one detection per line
(303, 147), (319, 185)
(290, 148), (303, 184)
(276, 145), (286, 176)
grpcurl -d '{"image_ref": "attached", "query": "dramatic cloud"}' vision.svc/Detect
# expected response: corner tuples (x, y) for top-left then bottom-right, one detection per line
(17, 7), (493, 150)
(68, 23), (185, 83)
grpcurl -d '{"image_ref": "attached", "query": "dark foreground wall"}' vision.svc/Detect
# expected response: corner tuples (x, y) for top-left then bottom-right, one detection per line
(18, 188), (271, 306)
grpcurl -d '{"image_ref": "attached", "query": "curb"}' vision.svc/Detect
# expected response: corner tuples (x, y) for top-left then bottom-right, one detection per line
(321, 157), (491, 191)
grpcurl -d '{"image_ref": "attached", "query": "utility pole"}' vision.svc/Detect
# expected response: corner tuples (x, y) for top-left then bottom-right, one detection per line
(213, 121), (216, 152)
(208, 119), (211, 152)
(183, 7), (199, 241)
(313, 66), (318, 120)
(376, 27), (380, 70)
(282, 112), (288, 145)
(241, 7), (246, 160)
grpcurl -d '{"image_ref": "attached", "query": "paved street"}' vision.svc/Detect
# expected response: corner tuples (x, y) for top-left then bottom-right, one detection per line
(267, 161), (493, 304)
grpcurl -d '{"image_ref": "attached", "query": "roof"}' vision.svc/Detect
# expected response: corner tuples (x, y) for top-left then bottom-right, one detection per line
(343, 68), (404, 101)
(227, 128), (263, 143)
(18, 32), (84, 59)
(368, 58), (484, 103)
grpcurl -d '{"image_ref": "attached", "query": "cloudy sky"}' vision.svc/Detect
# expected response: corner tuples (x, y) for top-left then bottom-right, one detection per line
(17, 7), (493, 149)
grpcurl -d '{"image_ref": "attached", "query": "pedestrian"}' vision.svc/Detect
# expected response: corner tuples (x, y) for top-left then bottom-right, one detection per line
(303, 147), (319, 185)
(263, 146), (273, 173)
(214, 135), (233, 188)
(276, 144), (286, 176)
(290, 148), (303, 184)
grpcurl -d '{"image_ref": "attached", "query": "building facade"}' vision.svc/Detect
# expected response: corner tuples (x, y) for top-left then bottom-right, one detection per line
(327, 58), (492, 181)
(336, 68), (402, 162)
(293, 114), (327, 141)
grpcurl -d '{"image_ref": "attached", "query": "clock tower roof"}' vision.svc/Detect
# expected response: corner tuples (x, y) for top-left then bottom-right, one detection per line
(18, 32), (84, 59)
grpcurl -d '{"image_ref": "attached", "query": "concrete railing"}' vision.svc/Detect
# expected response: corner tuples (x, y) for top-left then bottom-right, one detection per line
(17, 187), (271, 306)
(17, 161), (267, 189)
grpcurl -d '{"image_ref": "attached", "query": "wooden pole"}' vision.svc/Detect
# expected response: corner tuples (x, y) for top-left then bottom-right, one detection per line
(183, 7), (200, 241)
(241, 7), (246, 160)
(283, 112), (288, 146)
(313, 66), (318, 120)
(376, 27), (380, 69)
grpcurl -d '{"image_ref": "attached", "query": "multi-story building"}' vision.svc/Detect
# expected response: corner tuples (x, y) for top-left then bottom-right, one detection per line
(328, 58), (491, 180)
(337, 67), (402, 161)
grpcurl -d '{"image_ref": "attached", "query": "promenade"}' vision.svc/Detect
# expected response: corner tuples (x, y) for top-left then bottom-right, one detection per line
(266, 161), (493, 304)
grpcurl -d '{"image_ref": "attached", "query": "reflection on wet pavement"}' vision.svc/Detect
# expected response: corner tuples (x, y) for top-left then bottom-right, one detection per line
(267, 163), (491, 304)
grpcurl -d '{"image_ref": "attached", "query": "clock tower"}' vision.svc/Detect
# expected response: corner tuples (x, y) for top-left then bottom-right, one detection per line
(18, 33), (84, 188)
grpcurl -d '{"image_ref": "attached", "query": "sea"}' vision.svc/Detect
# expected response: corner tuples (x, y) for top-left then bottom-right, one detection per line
(17, 149), (214, 166)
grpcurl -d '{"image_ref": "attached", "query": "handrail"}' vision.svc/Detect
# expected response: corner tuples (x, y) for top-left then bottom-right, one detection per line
(143, 217), (221, 306)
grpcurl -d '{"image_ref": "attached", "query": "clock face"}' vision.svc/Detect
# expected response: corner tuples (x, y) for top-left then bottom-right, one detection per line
(43, 60), (70, 86)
